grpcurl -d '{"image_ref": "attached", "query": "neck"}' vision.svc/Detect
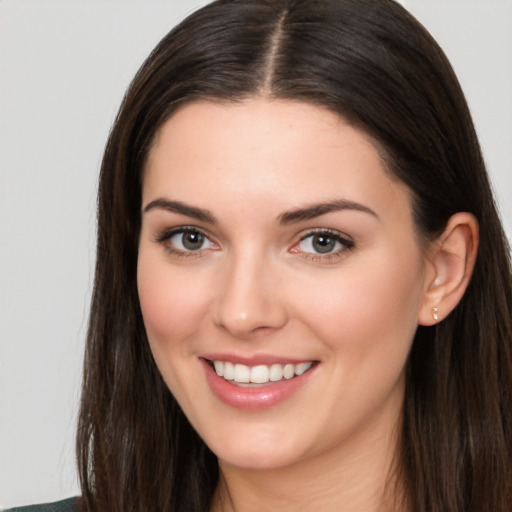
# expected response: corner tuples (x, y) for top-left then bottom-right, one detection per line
(211, 414), (406, 512)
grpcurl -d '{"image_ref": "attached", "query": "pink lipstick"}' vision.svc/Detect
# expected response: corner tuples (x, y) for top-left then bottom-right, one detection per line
(200, 355), (316, 410)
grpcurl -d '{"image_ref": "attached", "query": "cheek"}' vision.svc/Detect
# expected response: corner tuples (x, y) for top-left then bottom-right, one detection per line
(289, 250), (424, 356)
(137, 252), (210, 345)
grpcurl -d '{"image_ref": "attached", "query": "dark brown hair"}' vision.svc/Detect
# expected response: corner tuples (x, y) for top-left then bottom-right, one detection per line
(77, 1), (512, 511)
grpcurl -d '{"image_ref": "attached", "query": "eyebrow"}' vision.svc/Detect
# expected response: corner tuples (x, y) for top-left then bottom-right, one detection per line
(143, 198), (216, 224)
(143, 197), (378, 225)
(277, 199), (378, 224)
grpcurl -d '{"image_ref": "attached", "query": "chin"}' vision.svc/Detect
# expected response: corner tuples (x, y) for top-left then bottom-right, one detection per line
(201, 421), (316, 472)
(216, 447), (298, 471)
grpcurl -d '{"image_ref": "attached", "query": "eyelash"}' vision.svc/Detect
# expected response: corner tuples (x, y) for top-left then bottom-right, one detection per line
(292, 228), (355, 262)
(154, 227), (354, 261)
(155, 226), (217, 259)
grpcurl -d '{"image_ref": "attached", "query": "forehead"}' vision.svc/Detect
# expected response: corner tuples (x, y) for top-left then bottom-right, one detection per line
(143, 99), (413, 227)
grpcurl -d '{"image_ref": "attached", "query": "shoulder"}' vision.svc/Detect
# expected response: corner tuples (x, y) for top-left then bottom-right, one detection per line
(3, 497), (79, 512)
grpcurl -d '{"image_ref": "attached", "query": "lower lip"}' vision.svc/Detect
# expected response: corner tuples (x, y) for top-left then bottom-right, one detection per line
(201, 359), (315, 410)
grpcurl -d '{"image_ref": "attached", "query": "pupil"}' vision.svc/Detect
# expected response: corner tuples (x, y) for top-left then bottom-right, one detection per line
(183, 232), (204, 250)
(313, 235), (335, 254)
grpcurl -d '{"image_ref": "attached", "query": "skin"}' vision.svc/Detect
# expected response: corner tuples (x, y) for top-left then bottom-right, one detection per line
(137, 99), (453, 511)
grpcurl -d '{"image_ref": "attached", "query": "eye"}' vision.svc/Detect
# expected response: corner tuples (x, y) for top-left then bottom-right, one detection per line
(156, 227), (218, 256)
(172, 230), (209, 251)
(299, 233), (339, 254)
(291, 229), (354, 260)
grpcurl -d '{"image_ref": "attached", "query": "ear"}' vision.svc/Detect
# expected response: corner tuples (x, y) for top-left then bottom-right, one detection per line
(418, 212), (479, 326)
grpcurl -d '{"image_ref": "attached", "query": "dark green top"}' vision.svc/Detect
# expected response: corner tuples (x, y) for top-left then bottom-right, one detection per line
(4, 497), (78, 512)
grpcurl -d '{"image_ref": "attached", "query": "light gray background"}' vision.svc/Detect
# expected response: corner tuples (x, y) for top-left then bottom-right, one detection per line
(1, 0), (510, 507)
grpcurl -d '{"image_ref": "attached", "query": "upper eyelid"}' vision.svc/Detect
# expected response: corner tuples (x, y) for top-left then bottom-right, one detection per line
(155, 227), (218, 258)
(153, 225), (354, 250)
(154, 225), (211, 242)
(292, 230), (355, 264)
(294, 228), (355, 255)
(297, 227), (353, 243)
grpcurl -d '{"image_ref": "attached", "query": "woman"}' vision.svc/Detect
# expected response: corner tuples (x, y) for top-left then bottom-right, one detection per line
(10, 0), (512, 510)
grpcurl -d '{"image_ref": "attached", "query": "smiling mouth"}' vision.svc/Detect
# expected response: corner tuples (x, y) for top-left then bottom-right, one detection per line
(206, 360), (315, 385)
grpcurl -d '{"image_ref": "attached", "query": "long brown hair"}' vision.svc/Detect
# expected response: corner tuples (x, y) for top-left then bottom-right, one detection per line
(77, 1), (512, 510)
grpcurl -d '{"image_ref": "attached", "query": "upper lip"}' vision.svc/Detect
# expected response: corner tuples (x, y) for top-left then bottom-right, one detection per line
(201, 353), (316, 366)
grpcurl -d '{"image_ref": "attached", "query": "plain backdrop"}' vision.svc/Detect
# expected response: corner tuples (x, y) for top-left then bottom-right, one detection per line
(1, 0), (511, 507)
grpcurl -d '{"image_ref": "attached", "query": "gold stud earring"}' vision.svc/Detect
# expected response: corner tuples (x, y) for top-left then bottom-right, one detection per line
(432, 306), (439, 322)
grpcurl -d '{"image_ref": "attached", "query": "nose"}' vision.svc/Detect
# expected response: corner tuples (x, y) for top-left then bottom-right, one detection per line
(211, 252), (288, 339)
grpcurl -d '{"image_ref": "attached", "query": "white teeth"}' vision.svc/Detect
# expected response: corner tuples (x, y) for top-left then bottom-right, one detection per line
(212, 360), (313, 384)
(295, 362), (311, 376)
(223, 361), (234, 380)
(250, 365), (270, 384)
(269, 363), (283, 382)
(234, 364), (250, 383)
(283, 363), (295, 379)
(213, 360), (224, 377)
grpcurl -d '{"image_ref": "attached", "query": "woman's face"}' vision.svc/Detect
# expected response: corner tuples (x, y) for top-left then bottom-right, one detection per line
(138, 99), (432, 471)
